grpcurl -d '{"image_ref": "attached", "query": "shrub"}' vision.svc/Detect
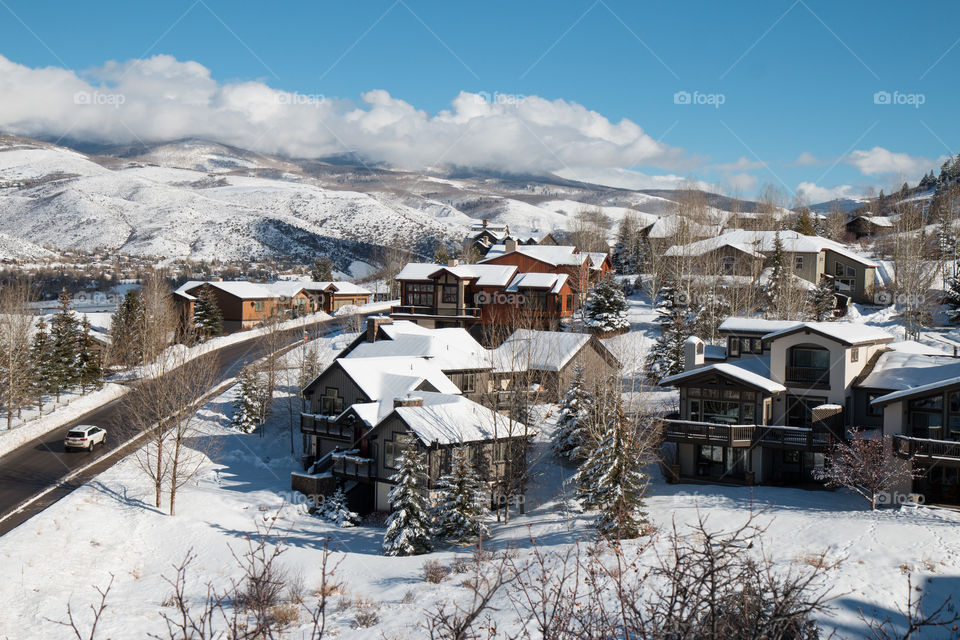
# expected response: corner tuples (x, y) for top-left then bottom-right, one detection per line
(268, 603), (300, 627)
(422, 560), (449, 584)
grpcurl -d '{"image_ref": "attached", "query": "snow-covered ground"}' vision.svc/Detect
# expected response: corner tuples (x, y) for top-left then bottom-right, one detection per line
(3, 328), (960, 639)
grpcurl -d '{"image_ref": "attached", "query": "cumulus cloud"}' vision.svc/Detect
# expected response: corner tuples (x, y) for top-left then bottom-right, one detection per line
(795, 181), (857, 203)
(554, 166), (706, 191)
(844, 146), (943, 181)
(790, 151), (825, 167)
(0, 54), (691, 176)
(708, 156), (766, 172)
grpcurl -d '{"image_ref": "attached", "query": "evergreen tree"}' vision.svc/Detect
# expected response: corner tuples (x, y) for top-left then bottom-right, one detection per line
(30, 318), (51, 412)
(433, 246), (450, 265)
(692, 293), (731, 342)
(232, 366), (261, 433)
(310, 257), (334, 282)
(77, 316), (103, 393)
(553, 365), (589, 459)
(48, 292), (82, 400)
(613, 213), (645, 275)
(764, 230), (791, 318)
(807, 277), (836, 322)
(383, 435), (433, 556)
(109, 289), (144, 366)
(574, 400), (649, 539)
(321, 486), (358, 528)
(433, 446), (488, 543)
(645, 283), (691, 381)
(793, 208), (817, 236)
(585, 278), (630, 332)
(193, 286), (223, 341)
(944, 276), (960, 325)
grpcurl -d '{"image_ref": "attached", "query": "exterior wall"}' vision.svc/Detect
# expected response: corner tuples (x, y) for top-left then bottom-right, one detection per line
(375, 481), (393, 512)
(304, 363), (370, 414)
(482, 252), (591, 293)
(823, 249), (876, 303)
(768, 332), (850, 419)
(883, 401), (904, 435)
(783, 250), (821, 285)
(678, 443), (696, 477)
(851, 387), (891, 429)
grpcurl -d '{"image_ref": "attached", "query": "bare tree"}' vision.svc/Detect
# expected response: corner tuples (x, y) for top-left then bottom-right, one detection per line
(48, 574), (114, 640)
(859, 572), (960, 640)
(570, 207), (612, 253)
(0, 279), (35, 429)
(813, 428), (919, 510)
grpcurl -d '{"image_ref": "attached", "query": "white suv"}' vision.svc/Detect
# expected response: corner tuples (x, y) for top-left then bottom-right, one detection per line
(64, 425), (107, 451)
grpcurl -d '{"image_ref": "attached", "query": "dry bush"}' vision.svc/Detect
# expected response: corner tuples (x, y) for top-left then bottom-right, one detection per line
(423, 560), (450, 584)
(353, 598), (380, 628)
(269, 603), (300, 627)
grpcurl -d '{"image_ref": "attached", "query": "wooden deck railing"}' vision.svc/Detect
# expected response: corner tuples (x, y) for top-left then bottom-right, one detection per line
(892, 434), (960, 463)
(300, 413), (353, 439)
(662, 419), (837, 450)
(391, 305), (481, 318)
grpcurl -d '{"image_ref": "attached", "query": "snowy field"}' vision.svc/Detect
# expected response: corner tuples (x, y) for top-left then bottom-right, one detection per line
(2, 329), (960, 638)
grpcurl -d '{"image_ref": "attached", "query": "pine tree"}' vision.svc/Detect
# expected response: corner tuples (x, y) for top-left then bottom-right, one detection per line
(48, 292), (82, 401)
(433, 446), (488, 543)
(383, 435), (433, 556)
(232, 366), (261, 433)
(692, 293), (731, 342)
(321, 486), (358, 528)
(944, 276), (960, 325)
(574, 400), (649, 539)
(553, 365), (589, 459)
(764, 230), (791, 319)
(109, 289), (144, 366)
(807, 277), (835, 322)
(613, 213), (645, 275)
(585, 278), (630, 332)
(77, 317), (103, 393)
(193, 286), (223, 341)
(645, 283), (691, 381)
(30, 318), (51, 412)
(310, 257), (334, 282)
(793, 208), (817, 236)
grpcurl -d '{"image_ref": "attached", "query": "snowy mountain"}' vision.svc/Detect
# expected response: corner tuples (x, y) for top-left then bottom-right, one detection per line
(0, 135), (748, 268)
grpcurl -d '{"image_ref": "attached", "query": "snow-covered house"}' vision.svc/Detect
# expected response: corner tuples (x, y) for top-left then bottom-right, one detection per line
(845, 214), (895, 238)
(464, 219), (511, 256)
(659, 319), (893, 485)
(663, 230), (880, 304)
(479, 239), (613, 293)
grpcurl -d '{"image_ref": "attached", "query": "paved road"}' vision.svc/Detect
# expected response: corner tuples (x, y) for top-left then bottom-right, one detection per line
(0, 315), (356, 536)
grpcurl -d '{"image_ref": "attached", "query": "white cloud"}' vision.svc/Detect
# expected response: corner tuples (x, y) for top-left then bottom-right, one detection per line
(790, 151), (824, 166)
(0, 54), (691, 176)
(555, 166), (709, 191)
(844, 146), (943, 181)
(795, 181), (857, 203)
(724, 172), (759, 194)
(709, 156), (766, 172)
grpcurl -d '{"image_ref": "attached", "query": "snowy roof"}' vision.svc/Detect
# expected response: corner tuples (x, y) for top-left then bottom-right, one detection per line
(390, 392), (523, 445)
(663, 230), (878, 267)
(320, 281), (371, 295)
(586, 252), (610, 269)
(481, 244), (587, 267)
(718, 318), (803, 334)
(346, 322), (490, 371)
(848, 215), (894, 227)
(503, 272), (569, 293)
(335, 357), (461, 403)
(643, 214), (719, 239)
(172, 280), (205, 300)
(660, 357), (786, 393)
(270, 280), (370, 297)
(872, 371), (960, 406)
(395, 262), (517, 287)
(888, 340), (950, 356)
(762, 322), (893, 346)
(491, 330), (596, 372)
(859, 351), (960, 392)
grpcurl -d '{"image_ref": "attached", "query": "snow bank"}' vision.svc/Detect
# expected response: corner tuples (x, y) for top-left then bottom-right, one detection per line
(0, 383), (128, 458)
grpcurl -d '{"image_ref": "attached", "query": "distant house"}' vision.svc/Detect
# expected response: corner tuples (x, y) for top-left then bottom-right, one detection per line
(464, 219), (510, 256)
(172, 279), (370, 334)
(664, 230), (880, 304)
(845, 214), (895, 238)
(480, 239), (613, 294)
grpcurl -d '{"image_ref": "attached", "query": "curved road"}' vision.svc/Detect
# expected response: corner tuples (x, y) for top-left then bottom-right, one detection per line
(0, 315), (359, 536)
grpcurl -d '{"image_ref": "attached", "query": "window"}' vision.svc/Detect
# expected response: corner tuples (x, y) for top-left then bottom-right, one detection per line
(566, 294), (574, 310)
(384, 441), (400, 469)
(794, 256), (804, 270)
(909, 395), (943, 438)
(493, 441), (509, 462)
(846, 266), (856, 277)
(405, 283), (435, 307)
(866, 394), (883, 417)
(783, 450), (800, 464)
(835, 262), (845, 276)
(850, 347), (859, 363)
(689, 399), (701, 421)
(721, 256), (735, 274)
(790, 347), (830, 369)
(442, 285), (457, 304)
(949, 392), (960, 440)
(698, 445), (724, 464)
(751, 338), (763, 353)
(320, 387), (343, 415)
(787, 395), (827, 427)
(729, 337), (740, 356)
(740, 338), (751, 354)
(253, 301), (264, 312)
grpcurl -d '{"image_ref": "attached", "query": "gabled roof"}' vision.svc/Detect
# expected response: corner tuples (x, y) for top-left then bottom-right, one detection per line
(586, 252), (612, 269)
(491, 330), (618, 372)
(346, 322), (490, 371)
(480, 244), (588, 267)
(858, 351), (960, 392)
(659, 357), (786, 393)
(872, 372), (960, 406)
(395, 262), (517, 287)
(762, 322), (893, 347)
(663, 229), (878, 267)
(172, 280), (205, 300)
(333, 357), (461, 402)
(718, 318), (803, 334)
(503, 272), (569, 294)
(642, 214), (720, 239)
(389, 392), (524, 445)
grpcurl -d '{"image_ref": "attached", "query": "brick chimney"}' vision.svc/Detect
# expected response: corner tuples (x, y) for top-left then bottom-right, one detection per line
(365, 315), (393, 343)
(393, 395), (424, 408)
(505, 237), (518, 253)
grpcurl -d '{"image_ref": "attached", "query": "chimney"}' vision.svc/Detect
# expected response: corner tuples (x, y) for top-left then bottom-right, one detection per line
(684, 336), (705, 371)
(481, 218), (489, 229)
(394, 395), (424, 408)
(365, 315), (393, 343)
(505, 237), (518, 253)
(448, 258), (460, 267)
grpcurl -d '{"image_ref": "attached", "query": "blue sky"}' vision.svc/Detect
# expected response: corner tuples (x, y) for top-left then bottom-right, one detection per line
(0, 0), (957, 200)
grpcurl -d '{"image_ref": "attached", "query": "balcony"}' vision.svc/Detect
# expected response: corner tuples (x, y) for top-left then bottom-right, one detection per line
(663, 420), (837, 451)
(301, 413), (353, 439)
(662, 420), (755, 447)
(391, 305), (481, 318)
(892, 435), (960, 465)
(331, 450), (376, 479)
(785, 366), (830, 388)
